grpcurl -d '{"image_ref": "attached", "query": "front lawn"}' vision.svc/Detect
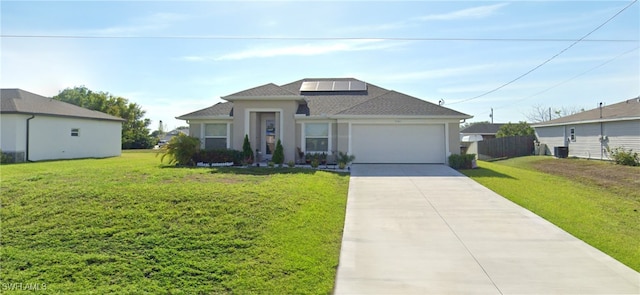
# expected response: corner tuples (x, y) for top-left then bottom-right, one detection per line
(461, 156), (640, 272)
(1, 152), (349, 294)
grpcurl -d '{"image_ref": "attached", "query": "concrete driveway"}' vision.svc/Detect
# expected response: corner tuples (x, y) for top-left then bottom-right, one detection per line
(334, 164), (640, 294)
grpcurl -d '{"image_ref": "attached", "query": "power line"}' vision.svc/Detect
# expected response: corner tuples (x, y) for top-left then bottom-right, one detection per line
(0, 34), (636, 42)
(448, 0), (638, 105)
(476, 46), (639, 117)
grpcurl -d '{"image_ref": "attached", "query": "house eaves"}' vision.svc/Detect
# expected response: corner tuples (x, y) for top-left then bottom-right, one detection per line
(532, 116), (640, 128)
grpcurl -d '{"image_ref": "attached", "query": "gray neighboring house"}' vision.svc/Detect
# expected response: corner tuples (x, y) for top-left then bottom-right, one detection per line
(177, 78), (472, 164)
(1, 88), (125, 162)
(532, 97), (640, 159)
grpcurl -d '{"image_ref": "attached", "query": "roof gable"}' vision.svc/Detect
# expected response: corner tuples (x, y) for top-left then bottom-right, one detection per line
(1, 88), (125, 122)
(533, 97), (640, 126)
(223, 83), (298, 98)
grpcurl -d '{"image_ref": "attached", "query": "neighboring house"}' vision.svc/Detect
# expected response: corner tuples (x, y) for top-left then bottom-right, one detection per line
(532, 97), (640, 159)
(1, 89), (124, 162)
(160, 128), (189, 145)
(177, 78), (471, 164)
(460, 123), (505, 155)
(460, 123), (505, 142)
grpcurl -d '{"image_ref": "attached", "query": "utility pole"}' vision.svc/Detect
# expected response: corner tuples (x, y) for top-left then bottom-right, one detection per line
(489, 108), (494, 124)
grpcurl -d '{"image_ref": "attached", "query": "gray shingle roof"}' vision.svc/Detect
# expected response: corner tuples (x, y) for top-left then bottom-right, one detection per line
(176, 102), (233, 119)
(223, 83), (298, 98)
(533, 97), (640, 126)
(460, 123), (505, 134)
(178, 78), (471, 119)
(1, 88), (125, 121)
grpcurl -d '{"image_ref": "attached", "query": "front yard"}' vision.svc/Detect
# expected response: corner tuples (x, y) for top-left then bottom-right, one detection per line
(1, 151), (349, 294)
(461, 156), (640, 272)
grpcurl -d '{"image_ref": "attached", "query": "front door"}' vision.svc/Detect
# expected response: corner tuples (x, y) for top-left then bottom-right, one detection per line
(262, 116), (276, 161)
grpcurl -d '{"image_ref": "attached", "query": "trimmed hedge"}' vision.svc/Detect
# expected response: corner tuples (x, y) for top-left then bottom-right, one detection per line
(192, 149), (244, 165)
(449, 153), (476, 169)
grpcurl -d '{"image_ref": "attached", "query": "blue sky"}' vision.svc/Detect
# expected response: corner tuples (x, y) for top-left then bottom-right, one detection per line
(2, 1), (638, 129)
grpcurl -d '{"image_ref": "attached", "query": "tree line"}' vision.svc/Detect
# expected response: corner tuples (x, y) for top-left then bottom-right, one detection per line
(54, 86), (155, 149)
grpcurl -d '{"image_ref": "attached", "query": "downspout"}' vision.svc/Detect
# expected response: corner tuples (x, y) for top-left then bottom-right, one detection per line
(26, 114), (35, 162)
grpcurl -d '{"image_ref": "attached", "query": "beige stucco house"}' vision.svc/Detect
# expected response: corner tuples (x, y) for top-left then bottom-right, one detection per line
(177, 78), (472, 164)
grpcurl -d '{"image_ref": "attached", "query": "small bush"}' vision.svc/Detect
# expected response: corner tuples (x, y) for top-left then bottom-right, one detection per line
(449, 153), (476, 169)
(157, 134), (200, 166)
(608, 147), (639, 166)
(272, 139), (284, 165)
(192, 149), (243, 165)
(1, 149), (14, 164)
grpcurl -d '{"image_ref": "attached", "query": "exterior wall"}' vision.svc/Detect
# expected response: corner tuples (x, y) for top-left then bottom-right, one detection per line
(604, 120), (640, 156)
(336, 122), (349, 155)
(535, 119), (640, 159)
(231, 100), (299, 163)
(447, 122), (461, 157)
(187, 119), (233, 149)
(28, 115), (121, 161)
(1, 113), (29, 162)
(535, 126), (565, 155)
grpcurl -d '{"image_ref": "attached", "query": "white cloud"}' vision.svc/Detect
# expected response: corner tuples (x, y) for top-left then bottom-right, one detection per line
(417, 3), (509, 21)
(362, 64), (498, 83)
(87, 12), (189, 36)
(192, 40), (405, 61)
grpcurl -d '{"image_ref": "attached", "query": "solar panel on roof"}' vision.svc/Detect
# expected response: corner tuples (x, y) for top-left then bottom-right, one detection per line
(333, 81), (350, 91)
(349, 81), (367, 91)
(300, 80), (367, 92)
(300, 81), (318, 91)
(317, 81), (334, 91)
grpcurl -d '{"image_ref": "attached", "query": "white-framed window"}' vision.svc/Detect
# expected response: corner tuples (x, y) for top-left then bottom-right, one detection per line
(305, 123), (329, 153)
(204, 123), (227, 149)
(569, 127), (576, 142)
(71, 128), (79, 137)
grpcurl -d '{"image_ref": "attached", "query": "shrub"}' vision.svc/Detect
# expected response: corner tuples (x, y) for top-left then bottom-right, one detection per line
(449, 153), (476, 169)
(337, 152), (355, 165)
(272, 139), (284, 165)
(242, 135), (254, 164)
(157, 133), (200, 166)
(1, 149), (14, 164)
(192, 149), (243, 165)
(287, 160), (296, 168)
(608, 147), (639, 166)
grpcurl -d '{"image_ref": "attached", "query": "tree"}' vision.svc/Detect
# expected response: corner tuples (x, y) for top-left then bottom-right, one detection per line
(54, 86), (155, 149)
(496, 121), (535, 138)
(526, 104), (585, 123)
(272, 139), (284, 166)
(460, 121), (491, 130)
(242, 135), (254, 164)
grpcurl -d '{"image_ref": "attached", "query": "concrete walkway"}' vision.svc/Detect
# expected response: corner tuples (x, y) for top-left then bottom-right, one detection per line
(334, 164), (640, 294)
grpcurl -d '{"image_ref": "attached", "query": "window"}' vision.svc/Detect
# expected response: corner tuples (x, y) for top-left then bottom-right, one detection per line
(204, 123), (227, 149)
(569, 127), (576, 142)
(305, 123), (329, 152)
(71, 128), (79, 137)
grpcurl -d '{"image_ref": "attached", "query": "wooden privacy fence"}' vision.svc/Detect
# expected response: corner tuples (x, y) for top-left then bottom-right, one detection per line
(476, 135), (536, 160)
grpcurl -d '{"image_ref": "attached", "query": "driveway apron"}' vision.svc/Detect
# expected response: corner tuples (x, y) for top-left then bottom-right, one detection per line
(334, 164), (640, 294)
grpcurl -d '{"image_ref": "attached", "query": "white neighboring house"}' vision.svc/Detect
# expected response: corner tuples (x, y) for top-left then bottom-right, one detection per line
(532, 98), (640, 160)
(1, 89), (125, 162)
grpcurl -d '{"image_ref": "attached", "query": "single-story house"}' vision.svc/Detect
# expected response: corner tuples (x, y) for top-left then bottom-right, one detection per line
(1, 88), (124, 162)
(460, 123), (505, 142)
(532, 97), (640, 159)
(176, 78), (472, 164)
(460, 123), (505, 155)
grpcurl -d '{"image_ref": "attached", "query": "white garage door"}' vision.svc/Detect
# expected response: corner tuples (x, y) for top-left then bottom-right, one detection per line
(351, 124), (446, 164)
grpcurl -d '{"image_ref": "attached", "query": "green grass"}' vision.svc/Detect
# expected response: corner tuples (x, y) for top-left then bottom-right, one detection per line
(1, 152), (349, 294)
(461, 157), (640, 272)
